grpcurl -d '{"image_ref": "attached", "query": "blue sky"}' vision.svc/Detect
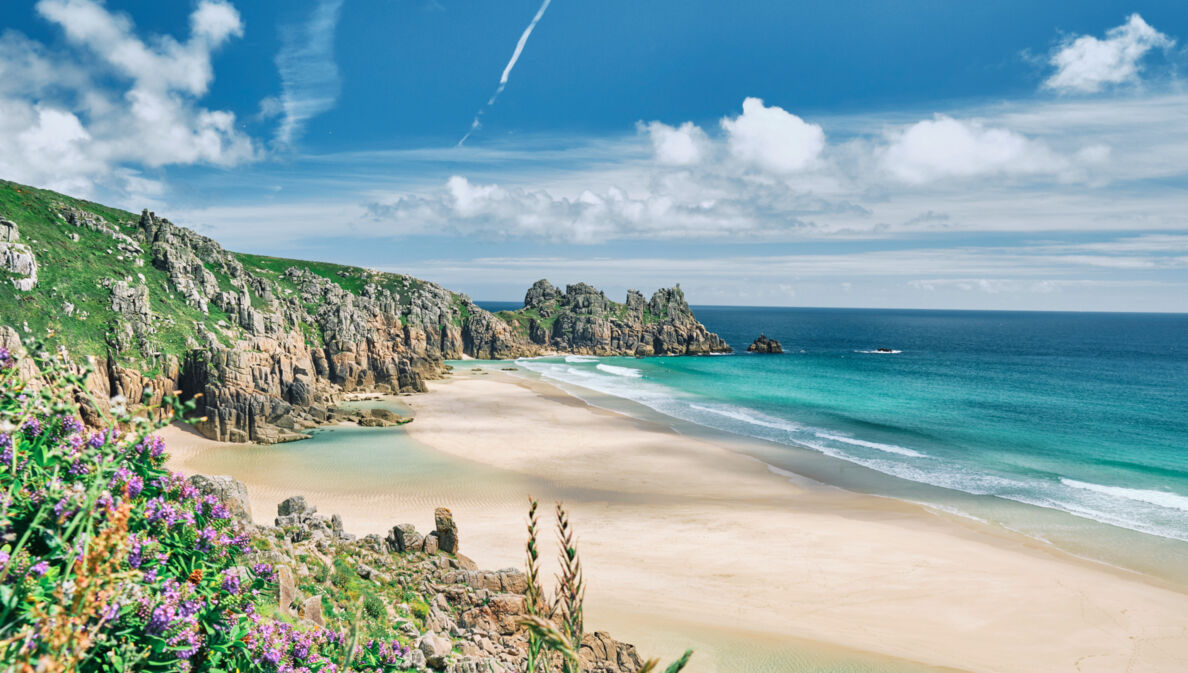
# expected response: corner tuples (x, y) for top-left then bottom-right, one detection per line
(2, 0), (1187, 310)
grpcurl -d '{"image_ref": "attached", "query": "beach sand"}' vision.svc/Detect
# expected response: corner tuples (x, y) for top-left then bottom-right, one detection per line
(164, 370), (1188, 673)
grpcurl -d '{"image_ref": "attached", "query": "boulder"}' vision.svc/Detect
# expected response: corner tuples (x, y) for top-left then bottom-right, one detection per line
(276, 565), (297, 615)
(187, 474), (253, 521)
(300, 595), (325, 626)
(387, 523), (424, 552)
(579, 631), (645, 673)
(278, 495), (314, 518)
(419, 631), (453, 669)
(434, 507), (458, 554)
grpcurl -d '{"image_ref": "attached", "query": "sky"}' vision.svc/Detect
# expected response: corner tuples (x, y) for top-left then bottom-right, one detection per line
(1, 1), (1187, 311)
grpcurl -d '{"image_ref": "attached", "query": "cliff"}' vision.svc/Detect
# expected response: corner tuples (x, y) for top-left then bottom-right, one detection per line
(0, 179), (728, 443)
(495, 279), (731, 356)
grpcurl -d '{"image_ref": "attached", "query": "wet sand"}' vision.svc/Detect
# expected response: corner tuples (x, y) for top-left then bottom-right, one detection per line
(164, 370), (1188, 673)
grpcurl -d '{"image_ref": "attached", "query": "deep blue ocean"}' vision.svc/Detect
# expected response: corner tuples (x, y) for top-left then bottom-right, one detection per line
(479, 304), (1188, 576)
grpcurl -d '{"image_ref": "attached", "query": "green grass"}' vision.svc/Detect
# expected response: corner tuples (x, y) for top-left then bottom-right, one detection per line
(0, 179), (243, 367)
(0, 179), (473, 370)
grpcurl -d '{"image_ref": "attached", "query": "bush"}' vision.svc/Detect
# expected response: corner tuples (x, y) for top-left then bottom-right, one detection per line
(363, 591), (386, 621)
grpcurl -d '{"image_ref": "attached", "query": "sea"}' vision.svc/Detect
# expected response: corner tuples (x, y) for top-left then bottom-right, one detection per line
(479, 303), (1188, 584)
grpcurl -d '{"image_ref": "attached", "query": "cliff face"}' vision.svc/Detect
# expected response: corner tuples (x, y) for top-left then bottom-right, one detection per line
(495, 279), (732, 356)
(0, 179), (728, 444)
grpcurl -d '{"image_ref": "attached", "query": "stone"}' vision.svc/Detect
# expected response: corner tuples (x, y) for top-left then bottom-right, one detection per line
(187, 474), (253, 521)
(0, 239), (37, 291)
(276, 565), (297, 615)
(423, 532), (439, 555)
(277, 495), (314, 518)
(578, 631), (645, 673)
(300, 595), (325, 626)
(0, 219), (18, 243)
(434, 507), (458, 554)
(419, 631), (452, 669)
(387, 523), (423, 552)
(747, 333), (783, 354)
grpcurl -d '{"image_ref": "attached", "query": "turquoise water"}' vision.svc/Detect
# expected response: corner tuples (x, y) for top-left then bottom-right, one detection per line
(480, 304), (1188, 580)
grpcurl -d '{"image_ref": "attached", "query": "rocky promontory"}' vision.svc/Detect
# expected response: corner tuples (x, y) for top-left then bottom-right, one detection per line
(0, 180), (730, 444)
(747, 334), (783, 353)
(496, 279), (731, 356)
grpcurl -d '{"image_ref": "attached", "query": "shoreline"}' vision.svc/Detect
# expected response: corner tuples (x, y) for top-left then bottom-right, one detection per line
(165, 368), (1188, 673)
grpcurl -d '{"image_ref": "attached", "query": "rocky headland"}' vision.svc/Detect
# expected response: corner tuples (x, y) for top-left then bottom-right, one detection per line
(0, 179), (728, 444)
(495, 279), (731, 356)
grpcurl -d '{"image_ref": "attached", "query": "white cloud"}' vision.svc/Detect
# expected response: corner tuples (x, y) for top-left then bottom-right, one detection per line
(1045, 14), (1174, 93)
(0, 0), (255, 198)
(881, 115), (1067, 183)
(720, 97), (825, 173)
(274, 0), (345, 148)
(641, 121), (708, 166)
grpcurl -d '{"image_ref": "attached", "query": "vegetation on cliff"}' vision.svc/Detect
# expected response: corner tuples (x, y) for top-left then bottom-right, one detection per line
(0, 180), (728, 445)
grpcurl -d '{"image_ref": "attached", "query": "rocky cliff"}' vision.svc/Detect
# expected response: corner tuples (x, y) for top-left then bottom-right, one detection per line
(0, 179), (728, 444)
(495, 279), (731, 356)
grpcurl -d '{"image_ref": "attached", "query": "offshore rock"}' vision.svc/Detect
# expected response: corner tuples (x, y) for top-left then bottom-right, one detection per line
(747, 334), (783, 353)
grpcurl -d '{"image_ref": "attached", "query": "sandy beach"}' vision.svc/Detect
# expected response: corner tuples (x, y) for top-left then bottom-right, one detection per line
(165, 369), (1188, 673)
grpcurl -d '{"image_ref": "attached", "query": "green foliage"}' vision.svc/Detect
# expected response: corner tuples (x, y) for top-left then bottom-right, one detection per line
(0, 346), (414, 671)
(520, 500), (693, 673)
(363, 591), (386, 621)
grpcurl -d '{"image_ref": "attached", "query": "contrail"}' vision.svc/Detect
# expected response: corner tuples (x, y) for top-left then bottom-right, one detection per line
(458, 0), (553, 146)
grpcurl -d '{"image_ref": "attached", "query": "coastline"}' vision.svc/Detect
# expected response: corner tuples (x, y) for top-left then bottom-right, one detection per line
(164, 368), (1188, 673)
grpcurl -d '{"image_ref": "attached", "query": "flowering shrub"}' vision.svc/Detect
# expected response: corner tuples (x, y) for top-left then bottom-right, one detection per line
(0, 347), (412, 672)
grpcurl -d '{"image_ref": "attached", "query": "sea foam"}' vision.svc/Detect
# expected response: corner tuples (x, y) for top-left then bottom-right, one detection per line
(596, 363), (643, 377)
(1061, 479), (1188, 513)
(514, 356), (1188, 543)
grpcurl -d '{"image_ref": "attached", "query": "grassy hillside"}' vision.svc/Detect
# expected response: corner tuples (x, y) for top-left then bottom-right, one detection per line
(0, 180), (234, 370)
(0, 180), (468, 369)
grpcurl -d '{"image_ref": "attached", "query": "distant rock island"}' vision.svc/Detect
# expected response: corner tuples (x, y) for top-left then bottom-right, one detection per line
(747, 334), (783, 353)
(495, 279), (732, 357)
(0, 179), (729, 444)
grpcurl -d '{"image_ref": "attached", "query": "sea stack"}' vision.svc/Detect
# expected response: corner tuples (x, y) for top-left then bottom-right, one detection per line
(747, 334), (783, 353)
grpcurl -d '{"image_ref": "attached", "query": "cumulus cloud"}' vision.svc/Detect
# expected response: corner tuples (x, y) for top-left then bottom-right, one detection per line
(881, 115), (1067, 183)
(720, 97), (825, 173)
(274, 0), (345, 148)
(1045, 14), (1174, 93)
(364, 173), (821, 243)
(640, 121), (708, 165)
(0, 0), (255, 198)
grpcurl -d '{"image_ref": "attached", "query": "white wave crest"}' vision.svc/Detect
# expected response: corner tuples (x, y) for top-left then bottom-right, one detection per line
(855, 349), (902, 354)
(688, 404), (803, 433)
(565, 355), (598, 363)
(1061, 479), (1188, 513)
(596, 363), (643, 378)
(814, 431), (926, 458)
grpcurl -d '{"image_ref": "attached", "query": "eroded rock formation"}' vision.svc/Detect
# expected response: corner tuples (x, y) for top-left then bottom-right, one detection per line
(503, 279), (731, 356)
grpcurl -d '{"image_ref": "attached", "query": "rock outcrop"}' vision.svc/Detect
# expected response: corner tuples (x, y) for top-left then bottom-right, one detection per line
(499, 279), (731, 356)
(747, 334), (783, 353)
(240, 488), (647, 673)
(0, 219), (38, 291)
(2, 183), (731, 444)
